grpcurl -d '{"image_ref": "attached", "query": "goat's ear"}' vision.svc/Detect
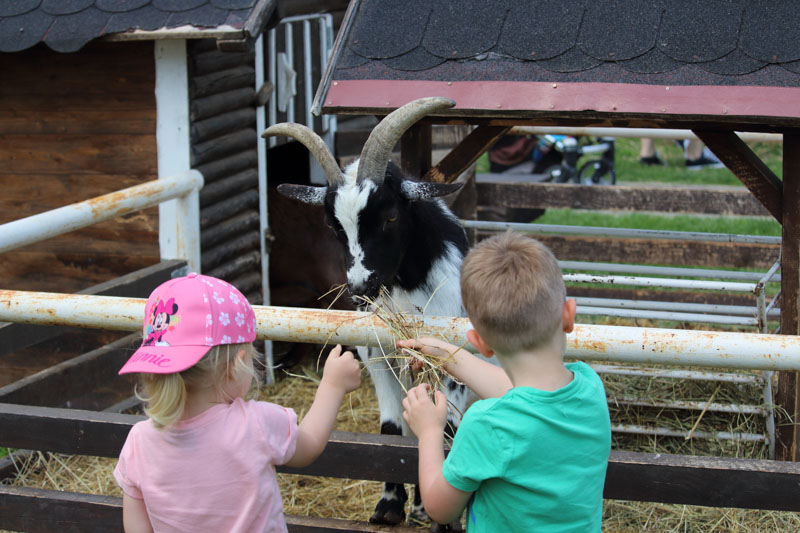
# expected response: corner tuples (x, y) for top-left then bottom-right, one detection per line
(400, 181), (463, 201)
(276, 183), (327, 205)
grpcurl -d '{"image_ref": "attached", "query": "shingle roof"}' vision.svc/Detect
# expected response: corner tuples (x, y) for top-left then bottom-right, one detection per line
(318, 0), (800, 125)
(0, 0), (272, 52)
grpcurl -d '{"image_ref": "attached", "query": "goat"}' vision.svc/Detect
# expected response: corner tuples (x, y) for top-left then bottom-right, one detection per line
(263, 97), (471, 532)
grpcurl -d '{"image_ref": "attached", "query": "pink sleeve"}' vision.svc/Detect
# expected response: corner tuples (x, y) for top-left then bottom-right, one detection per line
(114, 425), (143, 499)
(254, 401), (298, 465)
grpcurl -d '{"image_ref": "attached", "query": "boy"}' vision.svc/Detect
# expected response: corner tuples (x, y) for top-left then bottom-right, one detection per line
(399, 231), (611, 532)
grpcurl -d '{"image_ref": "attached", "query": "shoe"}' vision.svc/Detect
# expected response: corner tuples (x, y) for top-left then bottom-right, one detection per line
(685, 154), (724, 170)
(639, 154), (665, 166)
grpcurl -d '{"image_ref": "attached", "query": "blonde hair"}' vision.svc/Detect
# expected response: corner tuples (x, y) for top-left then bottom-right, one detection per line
(136, 342), (259, 429)
(460, 231), (566, 356)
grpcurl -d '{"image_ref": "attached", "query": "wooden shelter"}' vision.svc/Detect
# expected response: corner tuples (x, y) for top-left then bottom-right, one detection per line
(313, 0), (800, 459)
(0, 0), (276, 299)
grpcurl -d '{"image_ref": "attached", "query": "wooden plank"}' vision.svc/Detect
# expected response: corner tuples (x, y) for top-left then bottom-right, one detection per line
(0, 486), (419, 533)
(400, 123), (432, 179)
(476, 180), (772, 216)
(694, 129), (783, 222)
(776, 133), (800, 461)
(0, 404), (139, 458)
(4, 406), (800, 510)
(606, 451), (800, 511)
(0, 260), (184, 357)
(532, 235), (779, 270)
(0, 334), (139, 407)
(0, 252), (160, 294)
(0, 485), (123, 533)
(424, 126), (510, 183)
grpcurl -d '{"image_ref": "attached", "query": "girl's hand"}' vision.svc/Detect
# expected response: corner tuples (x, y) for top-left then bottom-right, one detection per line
(402, 384), (448, 440)
(322, 344), (361, 394)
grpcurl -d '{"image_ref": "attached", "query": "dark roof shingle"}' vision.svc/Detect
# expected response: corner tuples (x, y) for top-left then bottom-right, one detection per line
(0, 0), (266, 53)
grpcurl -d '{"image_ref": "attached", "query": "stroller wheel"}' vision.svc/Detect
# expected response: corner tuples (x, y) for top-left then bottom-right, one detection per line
(578, 160), (616, 185)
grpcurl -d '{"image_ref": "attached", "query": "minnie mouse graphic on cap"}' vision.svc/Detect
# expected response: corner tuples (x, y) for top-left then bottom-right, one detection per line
(143, 297), (180, 347)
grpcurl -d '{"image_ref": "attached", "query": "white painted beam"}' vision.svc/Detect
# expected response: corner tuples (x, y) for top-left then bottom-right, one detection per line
(2, 291), (800, 372)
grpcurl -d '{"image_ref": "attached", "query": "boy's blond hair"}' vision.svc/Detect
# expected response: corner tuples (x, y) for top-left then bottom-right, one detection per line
(460, 231), (566, 356)
(136, 343), (259, 428)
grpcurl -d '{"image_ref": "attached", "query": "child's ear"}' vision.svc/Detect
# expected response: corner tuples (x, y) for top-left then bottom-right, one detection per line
(467, 329), (494, 358)
(562, 299), (577, 333)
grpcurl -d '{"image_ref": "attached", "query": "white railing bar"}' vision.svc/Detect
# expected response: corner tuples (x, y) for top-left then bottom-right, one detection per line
(589, 364), (762, 384)
(285, 23), (294, 123)
(564, 273), (757, 293)
(574, 297), (775, 317)
(2, 291), (800, 372)
(463, 220), (781, 246)
(0, 171), (203, 255)
(610, 396), (766, 416)
(577, 306), (757, 326)
(509, 126), (782, 143)
(611, 424), (766, 442)
(560, 260), (781, 283)
(302, 19), (313, 130)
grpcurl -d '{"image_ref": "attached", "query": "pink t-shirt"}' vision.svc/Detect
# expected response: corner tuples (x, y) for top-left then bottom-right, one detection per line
(114, 398), (298, 533)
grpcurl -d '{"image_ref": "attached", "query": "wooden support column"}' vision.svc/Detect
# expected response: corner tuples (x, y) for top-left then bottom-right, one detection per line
(400, 123), (432, 179)
(693, 129), (782, 222)
(423, 126), (510, 183)
(777, 133), (800, 461)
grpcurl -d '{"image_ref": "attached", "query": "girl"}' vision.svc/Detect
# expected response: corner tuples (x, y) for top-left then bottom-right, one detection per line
(114, 272), (361, 533)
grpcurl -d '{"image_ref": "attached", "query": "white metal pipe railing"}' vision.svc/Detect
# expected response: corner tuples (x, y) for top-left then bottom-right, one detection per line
(564, 273), (757, 293)
(2, 290), (800, 372)
(589, 364), (763, 384)
(577, 306), (758, 326)
(464, 220), (781, 246)
(0, 171), (203, 257)
(509, 126), (782, 143)
(560, 260), (781, 283)
(574, 297), (778, 318)
(611, 423), (765, 443)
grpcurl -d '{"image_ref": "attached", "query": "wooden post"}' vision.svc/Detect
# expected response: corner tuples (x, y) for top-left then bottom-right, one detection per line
(777, 132), (800, 461)
(400, 123), (432, 179)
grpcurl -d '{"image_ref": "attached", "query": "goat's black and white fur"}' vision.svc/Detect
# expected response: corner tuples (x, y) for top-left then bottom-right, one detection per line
(264, 97), (474, 531)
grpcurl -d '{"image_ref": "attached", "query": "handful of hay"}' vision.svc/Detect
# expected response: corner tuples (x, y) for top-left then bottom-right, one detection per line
(356, 287), (465, 408)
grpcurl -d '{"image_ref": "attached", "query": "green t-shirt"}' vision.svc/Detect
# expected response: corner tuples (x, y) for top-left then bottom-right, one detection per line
(442, 361), (611, 532)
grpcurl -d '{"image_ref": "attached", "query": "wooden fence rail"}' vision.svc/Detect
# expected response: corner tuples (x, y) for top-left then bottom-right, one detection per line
(3, 403), (800, 532)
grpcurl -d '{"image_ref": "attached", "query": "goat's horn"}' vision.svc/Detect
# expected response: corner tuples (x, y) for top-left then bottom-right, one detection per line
(262, 123), (342, 185)
(357, 97), (456, 184)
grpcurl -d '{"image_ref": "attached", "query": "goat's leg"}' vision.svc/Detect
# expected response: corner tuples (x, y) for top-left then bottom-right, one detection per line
(358, 347), (409, 526)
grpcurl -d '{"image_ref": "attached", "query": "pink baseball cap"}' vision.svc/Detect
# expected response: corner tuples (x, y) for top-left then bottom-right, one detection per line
(119, 272), (257, 375)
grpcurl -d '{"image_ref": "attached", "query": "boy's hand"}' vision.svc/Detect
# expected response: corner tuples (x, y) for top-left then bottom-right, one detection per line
(402, 384), (448, 439)
(397, 336), (458, 372)
(321, 344), (361, 394)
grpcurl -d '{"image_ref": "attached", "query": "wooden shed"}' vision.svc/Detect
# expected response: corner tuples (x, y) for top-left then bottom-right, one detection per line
(0, 0), (280, 300)
(313, 0), (800, 459)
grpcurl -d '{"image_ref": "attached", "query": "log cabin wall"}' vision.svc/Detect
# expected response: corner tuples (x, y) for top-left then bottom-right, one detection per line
(0, 41), (160, 293)
(188, 39), (262, 304)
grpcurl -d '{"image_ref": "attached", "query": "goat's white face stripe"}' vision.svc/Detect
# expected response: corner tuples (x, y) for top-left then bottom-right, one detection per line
(334, 172), (375, 288)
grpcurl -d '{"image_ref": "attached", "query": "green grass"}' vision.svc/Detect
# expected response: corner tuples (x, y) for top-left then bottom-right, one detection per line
(535, 209), (780, 236)
(612, 136), (783, 185)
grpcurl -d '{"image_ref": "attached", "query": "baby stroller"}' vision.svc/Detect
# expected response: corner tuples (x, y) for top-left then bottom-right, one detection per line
(489, 134), (617, 185)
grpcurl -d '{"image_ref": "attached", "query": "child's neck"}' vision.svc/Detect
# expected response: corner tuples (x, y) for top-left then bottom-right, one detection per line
(498, 338), (573, 392)
(180, 385), (230, 421)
